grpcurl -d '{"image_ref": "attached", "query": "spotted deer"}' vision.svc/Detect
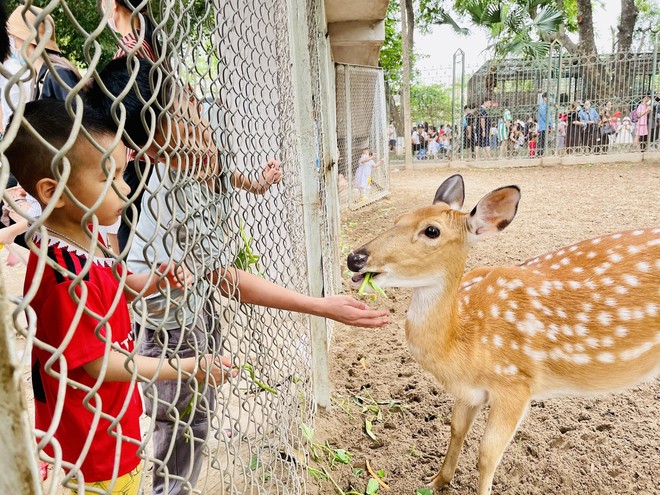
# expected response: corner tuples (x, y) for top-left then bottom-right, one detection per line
(347, 175), (660, 495)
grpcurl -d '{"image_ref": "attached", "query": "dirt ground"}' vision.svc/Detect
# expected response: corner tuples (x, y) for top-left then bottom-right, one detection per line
(313, 161), (660, 495)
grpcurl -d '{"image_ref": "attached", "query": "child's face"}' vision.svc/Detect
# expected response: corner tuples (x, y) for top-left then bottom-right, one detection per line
(64, 136), (130, 227)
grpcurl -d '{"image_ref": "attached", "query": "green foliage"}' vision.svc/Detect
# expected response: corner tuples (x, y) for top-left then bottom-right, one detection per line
(380, 0), (404, 92)
(454, 0), (564, 58)
(410, 82), (453, 124)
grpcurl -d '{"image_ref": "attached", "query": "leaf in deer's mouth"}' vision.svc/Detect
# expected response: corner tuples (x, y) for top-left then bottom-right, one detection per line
(353, 272), (387, 298)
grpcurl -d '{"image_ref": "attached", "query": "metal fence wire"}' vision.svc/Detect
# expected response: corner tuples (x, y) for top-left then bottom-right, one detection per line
(390, 40), (660, 164)
(336, 64), (389, 209)
(0, 0), (348, 493)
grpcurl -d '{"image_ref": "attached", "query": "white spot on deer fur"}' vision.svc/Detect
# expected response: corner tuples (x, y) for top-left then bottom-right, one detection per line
(551, 264), (560, 270)
(478, 310), (485, 319)
(575, 343), (585, 352)
(601, 277), (614, 286)
(646, 303), (658, 317)
(497, 278), (507, 286)
(575, 324), (588, 336)
(627, 245), (641, 255)
(592, 238), (602, 244)
(633, 309), (645, 320)
(491, 305), (500, 318)
(623, 274), (639, 287)
(592, 293), (602, 302)
(615, 286), (628, 295)
(573, 267), (584, 274)
(463, 296), (470, 306)
(569, 246), (578, 252)
(493, 335), (504, 348)
(618, 308), (632, 321)
(594, 263), (612, 275)
(621, 342), (653, 361)
(556, 309), (567, 319)
(653, 228), (660, 234)
(569, 280), (582, 290)
(503, 364), (518, 375)
(511, 341), (520, 350)
(597, 352), (615, 364)
(557, 250), (565, 256)
(601, 336), (614, 347)
(636, 261), (651, 272)
(582, 303), (593, 312)
(504, 310), (517, 323)
(632, 230), (644, 236)
(615, 326), (628, 338)
(499, 290), (509, 300)
(585, 337), (599, 348)
(523, 345), (548, 361)
(540, 281), (552, 295)
(597, 312), (613, 326)
(563, 343), (574, 353)
(487, 285), (495, 294)
(609, 253), (623, 263)
(517, 314), (545, 336)
(553, 281), (564, 290)
(526, 287), (539, 297)
(560, 258), (570, 266)
(532, 299), (543, 310)
(611, 233), (622, 239)
(577, 312), (590, 323)
(587, 251), (597, 259)
(572, 354), (591, 364)
(509, 301), (519, 310)
(495, 364), (502, 375)
(562, 325), (573, 336)
(544, 254), (552, 260)
(584, 280), (597, 290)
(481, 336), (488, 345)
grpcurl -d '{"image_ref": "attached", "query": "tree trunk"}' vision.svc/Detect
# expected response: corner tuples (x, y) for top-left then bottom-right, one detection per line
(401, 0), (413, 169)
(576, 0), (596, 55)
(616, 0), (639, 54)
(385, 80), (403, 135)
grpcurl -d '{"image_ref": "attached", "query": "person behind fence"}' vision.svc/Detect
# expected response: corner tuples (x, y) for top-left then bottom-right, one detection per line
(355, 147), (384, 199)
(537, 90), (553, 156)
(387, 121), (397, 151)
(3, 99), (233, 495)
(475, 97), (492, 159)
(633, 94), (652, 152)
(0, 6), (82, 261)
(614, 115), (634, 148)
(462, 104), (475, 159)
(578, 100), (599, 152)
(565, 102), (582, 152)
(85, 57), (390, 495)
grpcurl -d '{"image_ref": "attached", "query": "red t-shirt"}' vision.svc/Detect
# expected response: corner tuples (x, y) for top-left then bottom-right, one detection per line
(27, 237), (142, 482)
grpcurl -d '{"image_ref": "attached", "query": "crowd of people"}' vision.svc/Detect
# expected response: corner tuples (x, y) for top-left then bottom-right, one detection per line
(391, 90), (660, 161)
(0, 3), (389, 495)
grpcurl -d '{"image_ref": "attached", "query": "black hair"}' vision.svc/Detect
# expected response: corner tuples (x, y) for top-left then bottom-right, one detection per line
(4, 99), (117, 197)
(0, 0), (9, 61)
(84, 57), (172, 147)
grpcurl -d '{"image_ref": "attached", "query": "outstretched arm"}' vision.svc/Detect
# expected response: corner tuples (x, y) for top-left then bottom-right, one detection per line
(231, 159), (282, 195)
(216, 266), (390, 328)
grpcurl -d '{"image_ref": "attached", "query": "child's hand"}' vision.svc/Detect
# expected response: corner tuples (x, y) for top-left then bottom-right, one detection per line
(157, 261), (193, 289)
(318, 295), (390, 328)
(197, 354), (236, 384)
(255, 159), (282, 194)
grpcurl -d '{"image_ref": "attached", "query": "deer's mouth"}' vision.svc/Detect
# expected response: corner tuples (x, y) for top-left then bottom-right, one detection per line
(351, 271), (382, 285)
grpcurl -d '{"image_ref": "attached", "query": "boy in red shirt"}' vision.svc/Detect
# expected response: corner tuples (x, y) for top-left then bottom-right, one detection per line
(4, 99), (232, 494)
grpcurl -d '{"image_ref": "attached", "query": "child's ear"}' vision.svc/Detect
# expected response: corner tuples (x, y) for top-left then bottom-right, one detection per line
(35, 178), (65, 208)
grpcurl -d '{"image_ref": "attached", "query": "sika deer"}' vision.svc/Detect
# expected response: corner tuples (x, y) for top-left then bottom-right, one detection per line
(347, 175), (660, 495)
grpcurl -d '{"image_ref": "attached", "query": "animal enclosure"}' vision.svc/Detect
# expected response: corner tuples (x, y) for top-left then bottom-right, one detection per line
(312, 161), (660, 495)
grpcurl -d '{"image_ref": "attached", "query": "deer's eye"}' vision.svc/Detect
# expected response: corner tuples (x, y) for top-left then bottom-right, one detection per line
(424, 226), (440, 239)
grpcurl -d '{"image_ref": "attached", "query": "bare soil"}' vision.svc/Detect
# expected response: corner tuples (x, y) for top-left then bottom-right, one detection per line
(314, 162), (660, 495)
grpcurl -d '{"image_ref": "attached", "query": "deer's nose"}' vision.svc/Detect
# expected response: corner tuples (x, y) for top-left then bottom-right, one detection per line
(347, 249), (369, 272)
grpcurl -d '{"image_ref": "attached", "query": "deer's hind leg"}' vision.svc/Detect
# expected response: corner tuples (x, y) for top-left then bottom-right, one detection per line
(477, 392), (530, 495)
(428, 399), (482, 489)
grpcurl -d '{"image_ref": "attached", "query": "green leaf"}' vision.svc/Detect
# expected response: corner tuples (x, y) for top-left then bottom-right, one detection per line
(301, 423), (314, 442)
(353, 468), (365, 477)
(365, 418), (378, 441)
(248, 454), (262, 470)
(416, 489), (434, 495)
(334, 449), (351, 464)
(366, 478), (380, 494)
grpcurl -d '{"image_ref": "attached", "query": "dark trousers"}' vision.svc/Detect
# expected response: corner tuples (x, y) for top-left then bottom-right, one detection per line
(538, 130), (546, 156)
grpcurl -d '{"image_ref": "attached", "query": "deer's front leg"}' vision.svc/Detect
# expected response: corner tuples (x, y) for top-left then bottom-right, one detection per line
(477, 393), (529, 495)
(428, 399), (482, 489)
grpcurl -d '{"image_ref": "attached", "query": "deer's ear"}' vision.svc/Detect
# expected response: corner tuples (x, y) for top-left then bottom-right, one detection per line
(467, 186), (520, 243)
(433, 174), (465, 210)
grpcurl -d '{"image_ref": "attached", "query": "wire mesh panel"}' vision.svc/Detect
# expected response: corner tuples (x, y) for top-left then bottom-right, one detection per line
(335, 64), (389, 209)
(0, 0), (337, 493)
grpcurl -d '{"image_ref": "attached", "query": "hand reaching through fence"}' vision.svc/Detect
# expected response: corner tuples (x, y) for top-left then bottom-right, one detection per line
(231, 158), (283, 194)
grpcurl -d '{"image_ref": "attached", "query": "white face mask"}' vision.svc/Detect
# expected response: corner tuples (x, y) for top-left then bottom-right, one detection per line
(8, 36), (25, 66)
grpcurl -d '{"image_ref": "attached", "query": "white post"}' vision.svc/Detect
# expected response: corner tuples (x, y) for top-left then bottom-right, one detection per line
(282, 0), (331, 409)
(0, 281), (42, 494)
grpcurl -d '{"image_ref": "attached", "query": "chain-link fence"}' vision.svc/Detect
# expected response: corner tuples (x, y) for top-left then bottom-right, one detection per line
(0, 0), (343, 493)
(336, 64), (389, 209)
(390, 40), (660, 164)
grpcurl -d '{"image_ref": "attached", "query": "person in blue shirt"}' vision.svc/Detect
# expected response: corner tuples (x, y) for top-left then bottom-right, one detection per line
(537, 90), (554, 156)
(578, 100), (599, 152)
